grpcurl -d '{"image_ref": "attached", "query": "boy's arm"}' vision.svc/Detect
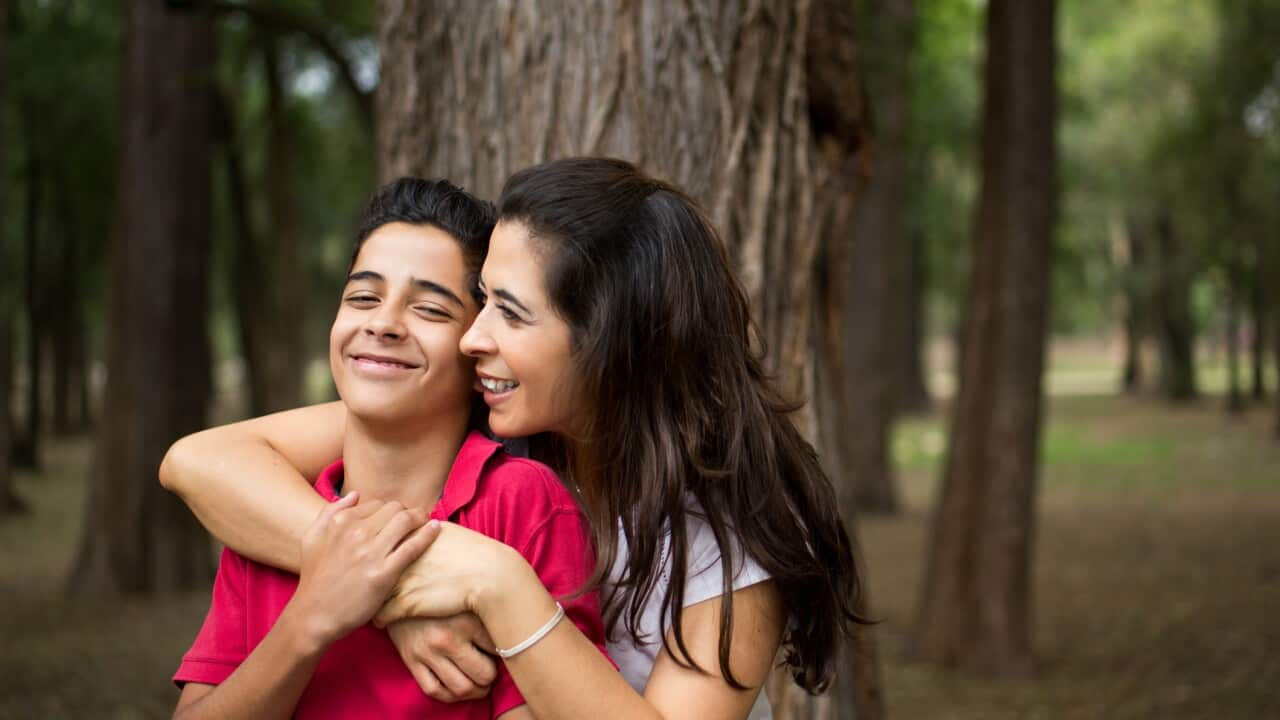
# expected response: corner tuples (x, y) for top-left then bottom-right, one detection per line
(173, 494), (439, 720)
(172, 610), (329, 720)
(159, 402), (347, 570)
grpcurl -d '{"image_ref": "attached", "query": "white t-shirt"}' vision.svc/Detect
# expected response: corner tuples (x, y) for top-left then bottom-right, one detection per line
(604, 513), (773, 719)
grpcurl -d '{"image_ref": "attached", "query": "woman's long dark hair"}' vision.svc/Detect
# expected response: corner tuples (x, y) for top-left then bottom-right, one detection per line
(498, 157), (866, 692)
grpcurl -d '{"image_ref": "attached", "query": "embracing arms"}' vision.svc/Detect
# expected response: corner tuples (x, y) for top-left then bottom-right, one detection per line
(161, 405), (785, 718)
(380, 523), (785, 720)
(159, 402), (346, 570)
(173, 494), (437, 720)
(160, 402), (497, 701)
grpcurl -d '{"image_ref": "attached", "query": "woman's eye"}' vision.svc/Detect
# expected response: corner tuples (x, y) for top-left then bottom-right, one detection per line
(346, 295), (377, 305)
(498, 305), (521, 322)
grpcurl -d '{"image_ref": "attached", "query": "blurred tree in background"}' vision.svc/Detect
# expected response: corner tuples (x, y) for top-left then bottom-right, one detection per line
(0, 0), (1278, 715)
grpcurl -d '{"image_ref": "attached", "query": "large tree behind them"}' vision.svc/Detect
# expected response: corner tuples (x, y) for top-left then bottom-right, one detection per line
(912, 0), (1057, 674)
(378, 1), (881, 716)
(68, 1), (214, 594)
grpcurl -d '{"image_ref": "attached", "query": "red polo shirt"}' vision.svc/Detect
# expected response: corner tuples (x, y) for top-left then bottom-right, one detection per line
(174, 430), (608, 719)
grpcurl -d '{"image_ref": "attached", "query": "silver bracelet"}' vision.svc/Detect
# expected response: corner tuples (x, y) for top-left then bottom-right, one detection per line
(496, 602), (565, 659)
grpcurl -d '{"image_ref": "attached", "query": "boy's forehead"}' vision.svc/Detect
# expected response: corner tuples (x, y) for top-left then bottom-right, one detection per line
(351, 224), (468, 282)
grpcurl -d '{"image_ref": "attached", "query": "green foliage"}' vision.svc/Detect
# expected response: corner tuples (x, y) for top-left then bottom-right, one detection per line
(208, 1), (376, 403)
(910, 0), (1280, 339)
(2, 0), (123, 355)
(908, 0), (983, 336)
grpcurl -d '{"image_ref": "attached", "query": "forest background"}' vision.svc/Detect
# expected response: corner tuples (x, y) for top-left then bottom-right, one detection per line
(1, 1), (1278, 718)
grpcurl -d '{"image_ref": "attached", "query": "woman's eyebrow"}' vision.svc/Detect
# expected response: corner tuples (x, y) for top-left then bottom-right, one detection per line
(492, 288), (532, 315)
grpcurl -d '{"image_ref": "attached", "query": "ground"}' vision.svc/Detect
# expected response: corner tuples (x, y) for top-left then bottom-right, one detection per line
(1, 356), (1277, 718)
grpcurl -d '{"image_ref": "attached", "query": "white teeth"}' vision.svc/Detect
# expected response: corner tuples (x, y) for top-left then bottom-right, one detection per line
(481, 378), (518, 393)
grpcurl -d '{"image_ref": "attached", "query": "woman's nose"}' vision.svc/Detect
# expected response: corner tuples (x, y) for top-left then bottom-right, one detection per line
(459, 314), (495, 356)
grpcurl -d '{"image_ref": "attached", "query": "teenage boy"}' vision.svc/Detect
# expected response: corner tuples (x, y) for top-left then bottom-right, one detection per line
(171, 179), (607, 719)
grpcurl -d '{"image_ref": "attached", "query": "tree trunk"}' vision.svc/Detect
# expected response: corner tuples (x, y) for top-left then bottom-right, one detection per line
(855, 0), (929, 419)
(1225, 285), (1243, 414)
(378, 0), (881, 715)
(836, 0), (920, 514)
(0, 0), (22, 515)
(0, 311), (21, 515)
(1249, 258), (1266, 401)
(231, 30), (306, 416)
(50, 162), (87, 434)
(15, 142), (43, 469)
(1154, 212), (1197, 402)
(912, 0), (1056, 675)
(896, 229), (932, 413)
(68, 0), (214, 595)
(1119, 215), (1147, 393)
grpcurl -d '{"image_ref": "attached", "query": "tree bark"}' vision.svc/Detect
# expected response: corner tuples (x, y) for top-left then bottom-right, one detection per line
(895, 229), (932, 413)
(50, 162), (88, 434)
(912, 0), (1056, 675)
(855, 0), (929, 419)
(15, 140), (43, 469)
(236, 29), (306, 416)
(1119, 215), (1148, 393)
(68, 0), (214, 595)
(1225, 285), (1243, 414)
(0, 0), (24, 515)
(1154, 212), (1197, 402)
(0, 311), (21, 515)
(1249, 257), (1266, 401)
(834, 0), (919, 515)
(378, 0), (881, 715)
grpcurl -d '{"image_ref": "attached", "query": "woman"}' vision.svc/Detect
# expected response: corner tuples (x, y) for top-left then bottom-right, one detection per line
(162, 158), (864, 719)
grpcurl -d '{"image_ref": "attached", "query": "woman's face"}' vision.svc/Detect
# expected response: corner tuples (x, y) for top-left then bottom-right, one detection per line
(329, 222), (479, 427)
(459, 220), (580, 438)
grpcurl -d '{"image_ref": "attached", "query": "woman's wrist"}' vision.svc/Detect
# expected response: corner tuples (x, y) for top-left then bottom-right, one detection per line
(470, 545), (562, 651)
(469, 542), (539, 618)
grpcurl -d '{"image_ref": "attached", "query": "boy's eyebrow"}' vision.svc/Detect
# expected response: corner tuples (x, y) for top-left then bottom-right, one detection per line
(348, 270), (465, 309)
(413, 277), (466, 309)
(347, 270), (383, 283)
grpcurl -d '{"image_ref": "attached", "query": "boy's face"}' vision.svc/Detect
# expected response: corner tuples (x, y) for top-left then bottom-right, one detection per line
(329, 222), (479, 428)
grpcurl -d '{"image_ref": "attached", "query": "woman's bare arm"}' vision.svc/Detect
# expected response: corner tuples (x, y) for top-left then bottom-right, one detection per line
(381, 524), (785, 720)
(159, 402), (347, 570)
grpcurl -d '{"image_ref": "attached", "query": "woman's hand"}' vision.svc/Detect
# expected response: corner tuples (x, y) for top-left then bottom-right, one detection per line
(387, 615), (499, 702)
(374, 521), (532, 627)
(286, 493), (439, 646)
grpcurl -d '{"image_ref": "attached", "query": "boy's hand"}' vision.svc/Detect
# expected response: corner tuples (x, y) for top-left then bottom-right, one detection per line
(287, 492), (440, 648)
(388, 614), (498, 702)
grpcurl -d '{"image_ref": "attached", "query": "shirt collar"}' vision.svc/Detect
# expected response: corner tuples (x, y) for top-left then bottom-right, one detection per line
(434, 430), (503, 519)
(311, 430), (502, 518)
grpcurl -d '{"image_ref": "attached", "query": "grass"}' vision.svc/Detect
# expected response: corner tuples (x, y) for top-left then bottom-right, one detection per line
(1, 378), (1278, 718)
(870, 393), (1280, 719)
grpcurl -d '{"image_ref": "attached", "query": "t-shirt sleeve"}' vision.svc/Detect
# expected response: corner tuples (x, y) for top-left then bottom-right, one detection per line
(681, 516), (772, 609)
(469, 461), (613, 718)
(173, 547), (250, 687)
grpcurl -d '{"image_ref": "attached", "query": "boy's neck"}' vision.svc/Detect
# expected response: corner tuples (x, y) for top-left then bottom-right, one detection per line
(339, 412), (470, 513)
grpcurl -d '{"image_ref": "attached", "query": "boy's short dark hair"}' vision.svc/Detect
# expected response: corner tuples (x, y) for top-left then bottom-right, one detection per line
(351, 178), (496, 290)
